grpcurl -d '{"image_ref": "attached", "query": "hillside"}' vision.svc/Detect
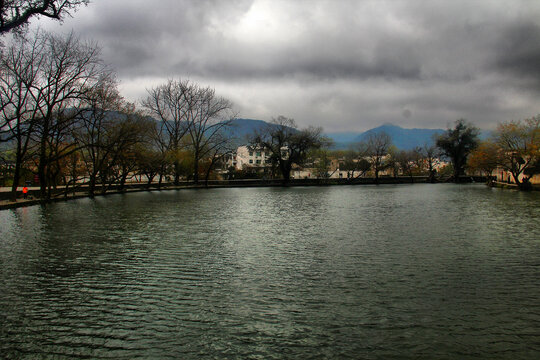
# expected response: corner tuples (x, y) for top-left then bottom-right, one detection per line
(225, 118), (270, 144)
(228, 119), (445, 150)
(224, 118), (300, 146)
(353, 124), (444, 150)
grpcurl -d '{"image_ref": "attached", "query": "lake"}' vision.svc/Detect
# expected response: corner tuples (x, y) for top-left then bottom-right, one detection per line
(1, 184), (539, 359)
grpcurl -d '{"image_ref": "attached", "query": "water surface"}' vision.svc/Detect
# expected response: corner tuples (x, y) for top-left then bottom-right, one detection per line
(1, 184), (539, 359)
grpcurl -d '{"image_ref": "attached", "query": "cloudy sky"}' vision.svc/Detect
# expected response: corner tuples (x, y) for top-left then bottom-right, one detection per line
(33, 0), (540, 132)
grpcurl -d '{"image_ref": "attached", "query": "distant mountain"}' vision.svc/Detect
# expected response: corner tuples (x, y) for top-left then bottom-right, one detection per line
(326, 124), (444, 150)
(325, 132), (363, 145)
(354, 124), (444, 150)
(227, 120), (445, 150)
(224, 118), (298, 146)
(225, 118), (270, 144)
(219, 119), (489, 150)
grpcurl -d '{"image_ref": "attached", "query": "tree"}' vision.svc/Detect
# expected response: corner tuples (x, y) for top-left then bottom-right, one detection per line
(0, 32), (44, 200)
(252, 115), (329, 184)
(410, 146), (426, 175)
(1, 30), (106, 200)
(493, 116), (540, 190)
(143, 79), (235, 185)
(312, 149), (332, 179)
(524, 158), (540, 178)
(134, 122), (169, 188)
(185, 85), (234, 184)
(467, 141), (500, 181)
(421, 143), (439, 182)
(95, 108), (152, 194)
(361, 131), (392, 184)
(201, 132), (236, 186)
(74, 76), (129, 197)
(0, 0), (88, 34)
(436, 119), (479, 182)
(394, 149), (415, 179)
(340, 149), (371, 180)
(30, 31), (107, 199)
(142, 79), (194, 185)
(134, 144), (162, 187)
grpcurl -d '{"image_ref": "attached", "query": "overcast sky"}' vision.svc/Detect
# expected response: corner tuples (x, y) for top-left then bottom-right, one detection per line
(33, 0), (540, 132)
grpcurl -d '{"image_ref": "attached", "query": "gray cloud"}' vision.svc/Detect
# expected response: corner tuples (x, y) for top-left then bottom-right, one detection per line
(32, 0), (540, 131)
(493, 21), (540, 82)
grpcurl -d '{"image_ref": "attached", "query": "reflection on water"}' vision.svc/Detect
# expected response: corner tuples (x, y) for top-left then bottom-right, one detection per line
(1, 184), (539, 358)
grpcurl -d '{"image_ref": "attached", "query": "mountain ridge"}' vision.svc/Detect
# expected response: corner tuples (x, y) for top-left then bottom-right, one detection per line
(229, 119), (445, 150)
(352, 124), (444, 150)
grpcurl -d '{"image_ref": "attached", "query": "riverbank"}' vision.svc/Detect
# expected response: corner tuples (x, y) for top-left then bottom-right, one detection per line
(490, 181), (540, 191)
(0, 175), (492, 211)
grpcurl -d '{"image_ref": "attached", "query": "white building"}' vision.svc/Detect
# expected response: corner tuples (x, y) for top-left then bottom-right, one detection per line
(227, 145), (273, 170)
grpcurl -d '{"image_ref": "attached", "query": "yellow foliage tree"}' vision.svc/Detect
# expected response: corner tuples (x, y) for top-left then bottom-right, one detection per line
(494, 115), (540, 189)
(467, 141), (500, 180)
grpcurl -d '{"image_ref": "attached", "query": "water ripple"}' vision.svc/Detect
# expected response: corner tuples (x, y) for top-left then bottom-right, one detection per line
(1, 184), (539, 359)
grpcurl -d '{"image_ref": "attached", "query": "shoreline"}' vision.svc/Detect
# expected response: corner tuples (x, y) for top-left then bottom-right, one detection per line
(0, 175), (497, 211)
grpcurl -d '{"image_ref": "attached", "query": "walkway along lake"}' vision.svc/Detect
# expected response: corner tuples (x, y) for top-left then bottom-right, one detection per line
(1, 184), (539, 358)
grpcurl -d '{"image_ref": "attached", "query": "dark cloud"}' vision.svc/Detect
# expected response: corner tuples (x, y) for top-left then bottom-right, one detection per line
(32, 0), (540, 131)
(493, 22), (540, 83)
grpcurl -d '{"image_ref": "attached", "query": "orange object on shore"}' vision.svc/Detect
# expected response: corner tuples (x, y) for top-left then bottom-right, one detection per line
(22, 187), (28, 194)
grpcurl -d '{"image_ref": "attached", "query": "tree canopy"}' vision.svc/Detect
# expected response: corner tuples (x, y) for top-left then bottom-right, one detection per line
(251, 115), (330, 184)
(436, 119), (479, 182)
(467, 141), (499, 180)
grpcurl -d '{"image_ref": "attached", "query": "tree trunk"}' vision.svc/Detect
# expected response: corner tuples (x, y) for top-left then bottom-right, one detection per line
(119, 173), (128, 191)
(38, 153), (47, 199)
(204, 160), (216, 188)
(146, 173), (155, 188)
(193, 151), (200, 184)
(10, 157), (22, 202)
(38, 116), (50, 199)
(511, 171), (529, 191)
(280, 160), (291, 186)
(174, 161), (180, 186)
(428, 169), (436, 183)
(453, 159), (462, 183)
(88, 175), (96, 198)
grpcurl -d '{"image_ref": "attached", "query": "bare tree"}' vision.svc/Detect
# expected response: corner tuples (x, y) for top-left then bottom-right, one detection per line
(0, 0), (89, 33)
(0, 32), (45, 200)
(394, 149), (414, 179)
(201, 132), (236, 186)
(312, 148), (332, 179)
(186, 85), (234, 184)
(143, 80), (235, 185)
(74, 74), (124, 197)
(361, 131), (392, 184)
(95, 106), (152, 194)
(142, 80), (194, 185)
(135, 140), (164, 187)
(410, 147), (425, 174)
(28, 31), (108, 199)
(421, 143), (438, 182)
